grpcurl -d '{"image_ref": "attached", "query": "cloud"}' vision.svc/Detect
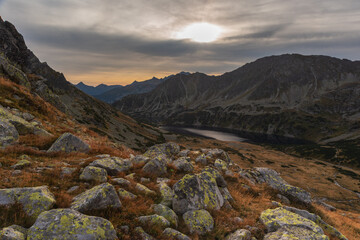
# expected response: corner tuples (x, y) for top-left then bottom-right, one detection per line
(1, 0), (359, 85)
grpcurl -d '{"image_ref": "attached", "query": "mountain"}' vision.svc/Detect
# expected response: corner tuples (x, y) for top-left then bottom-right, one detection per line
(95, 72), (190, 103)
(115, 54), (360, 145)
(0, 18), (161, 149)
(75, 82), (122, 96)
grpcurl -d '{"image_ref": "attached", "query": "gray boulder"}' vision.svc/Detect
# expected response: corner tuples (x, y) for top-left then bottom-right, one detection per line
(158, 182), (174, 207)
(48, 133), (90, 153)
(90, 157), (132, 175)
(111, 178), (131, 187)
(144, 142), (180, 158)
(132, 155), (150, 165)
(137, 215), (170, 229)
(27, 209), (117, 240)
(135, 183), (156, 196)
(0, 186), (55, 219)
(153, 204), (178, 227)
(172, 157), (194, 173)
(134, 227), (156, 240)
(0, 225), (26, 240)
(142, 157), (167, 176)
(225, 229), (252, 240)
(239, 167), (312, 204)
(195, 153), (208, 165)
(71, 183), (121, 213)
(118, 188), (137, 199)
(79, 166), (108, 183)
(162, 228), (191, 240)
(183, 210), (214, 235)
(0, 119), (18, 148)
(172, 167), (229, 215)
(264, 226), (329, 240)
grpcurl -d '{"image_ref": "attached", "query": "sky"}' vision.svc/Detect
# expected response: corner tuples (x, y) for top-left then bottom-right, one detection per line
(1, 0), (360, 86)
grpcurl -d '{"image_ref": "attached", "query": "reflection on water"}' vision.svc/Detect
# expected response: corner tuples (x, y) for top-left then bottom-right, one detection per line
(163, 127), (247, 142)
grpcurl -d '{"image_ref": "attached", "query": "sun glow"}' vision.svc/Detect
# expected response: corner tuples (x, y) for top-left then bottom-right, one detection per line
(176, 22), (222, 43)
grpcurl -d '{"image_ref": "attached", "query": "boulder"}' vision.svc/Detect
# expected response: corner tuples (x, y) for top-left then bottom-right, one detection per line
(118, 188), (137, 199)
(132, 155), (150, 165)
(162, 228), (191, 240)
(0, 186), (55, 219)
(135, 183), (156, 196)
(183, 210), (214, 235)
(71, 183), (121, 213)
(142, 157), (167, 176)
(26, 209), (117, 240)
(195, 154), (208, 165)
(225, 229), (252, 240)
(10, 160), (31, 170)
(239, 167), (312, 204)
(90, 157), (132, 175)
(178, 149), (190, 157)
(144, 142), (180, 158)
(0, 119), (18, 148)
(79, 166), (108, 183)
(214, 159), (228, 171)
(172, 167), (229, 215)
(172, 157), (194, 173)
(153, 204), (178, 227)
(260, 207), (328, 239)
(137, 215), (171, 229)
(111, 178), (131, 187)
(206, 148), (232, 164)
(47, 133), (90, 153)
(158, 182), (174, 207)
(0, 225), (26, 240)
(134, 227), (156, 240)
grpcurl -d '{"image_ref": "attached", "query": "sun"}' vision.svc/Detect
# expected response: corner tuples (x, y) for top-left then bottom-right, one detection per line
(175, 22), (222, 43)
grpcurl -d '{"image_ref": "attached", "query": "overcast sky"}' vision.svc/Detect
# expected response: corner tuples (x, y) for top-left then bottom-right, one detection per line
(1, 0), (360, 85)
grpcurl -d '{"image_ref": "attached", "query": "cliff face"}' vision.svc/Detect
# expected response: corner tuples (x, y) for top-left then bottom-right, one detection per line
(115, 54), (360, 143)
(0, 18), (161, 149)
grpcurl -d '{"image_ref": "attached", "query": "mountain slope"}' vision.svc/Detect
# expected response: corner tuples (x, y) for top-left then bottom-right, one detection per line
(75, 82), (122, 96)
(0, 18), (161, 149)
(115, 54), (360, 144)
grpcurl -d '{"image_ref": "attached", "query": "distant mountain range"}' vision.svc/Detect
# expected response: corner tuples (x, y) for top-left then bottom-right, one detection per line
(75, 82), (122, 96)
(115, 54), (360, 144)
(76, 72), (190, 103)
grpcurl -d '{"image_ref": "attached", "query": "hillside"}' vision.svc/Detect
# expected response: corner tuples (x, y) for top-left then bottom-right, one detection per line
(0, 18), (162, 150)
(115, 54), (360, 151)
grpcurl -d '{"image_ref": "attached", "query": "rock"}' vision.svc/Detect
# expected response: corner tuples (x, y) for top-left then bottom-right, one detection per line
(132, 155), (150, 165)
(142, 157), (167, 176)
(118, 188), (137, 199)
(264, 226), (329, 240)
(183, 210), (214, 235)
(225, 170), (236, 178)
(11, 170), (21, 176)
(96, 154), (110, 158)
(233, 217), (244, 224)
(90, 157), (132, 175)
(11, 160), (31, 170)
(134, 227), (156, 240)
(60, 167), (76, 177)
(47, 133), (90, 153)
(0, 186), (55, 219)
(27, 209), (117, 240)
(162, 228), (191, 240)
(239, 167), (312, 204)
(144, 142), (180, 158)
(195, 153), (208, 165)
(214, 159), (228, 171)
(21, 112), (34, 121)
(260, 207), (328, 239)
(158, 182), (174, 207)
(172, 157), (194, 173)
(141, 177), (150, 183)
(135, 183), (156, 196)
(111, 178), (131, 187)
(71, 183), (121, 213)
(317, 201), (336, 211)
(276, 194), (290, 205)
(153, 204), (178, 227)
(0, 119), (18, 148)
(67, 186), (79, 194)
(119, 225), (129, 234)
(0, 225), (26, 240)
(126, 173), (135, 180)
(206, 149), (232, 164)
(225, 229), (252, 240)
(282, 206), (347, 240)
(178, 149), (190, 157)
(138, 214), (171, 229)
(172, 167), (229, 215)
(79, 166), (108, 183)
